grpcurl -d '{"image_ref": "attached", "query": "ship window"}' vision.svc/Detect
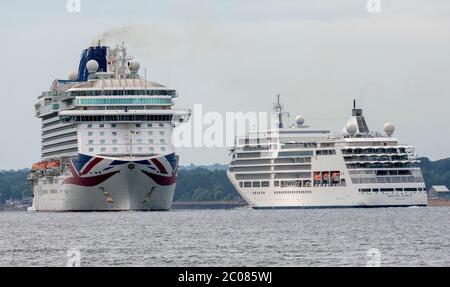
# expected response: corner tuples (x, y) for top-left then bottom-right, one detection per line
(253, 181), (261, 187)
(99, 132), (105, 136)
(89, 148), (94, 152)
(161, 147), (166, 152)
(148, 131), (153, 136)
(239, 182), (243, 187)
(87, 124), (92, 128)
(261, 181), (270, 187)
(137, 139), (143, 143)
(88, 132), (93, 136)
(148, 124), (153, 128)
(100, 148), (106, 153)
(159, 123), (164, 128)
(136, 124), (141, 128)
(100, 140), (105, 144)
(111, 124), (117, 128)
(244, 182), (252, 188)
(112, 148), (118, 152)
(274, 181), (279, 187)
(160, 131), (165, 136)
(148, 139), (154, 144)
(138, 147), (143, 152)
(112, 139), (117, 144)
(88, 140), (93, 144)
(99, 124), (104, 128)
(112, 132), (117, 136)
(160, 139), (165, 144)
(149, 147), (154, 152)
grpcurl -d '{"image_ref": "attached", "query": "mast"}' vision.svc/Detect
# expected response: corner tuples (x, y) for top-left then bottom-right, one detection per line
(273, 94), (288, 128)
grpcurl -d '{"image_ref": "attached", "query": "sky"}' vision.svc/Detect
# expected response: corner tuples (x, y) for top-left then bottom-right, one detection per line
(0, 0), (450, 169)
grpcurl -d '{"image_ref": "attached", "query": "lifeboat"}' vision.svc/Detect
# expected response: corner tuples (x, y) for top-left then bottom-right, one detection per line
(313, 172), (322, 181)
(46, 161), (61, 168)
(322, 172), (330, 181)
(331, 172), (340, 179)
(32, 162), (47, 171)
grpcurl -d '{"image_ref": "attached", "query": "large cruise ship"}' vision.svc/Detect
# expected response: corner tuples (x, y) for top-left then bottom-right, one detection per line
(28, 44), (190, 211)
(227, 96), (428, 208)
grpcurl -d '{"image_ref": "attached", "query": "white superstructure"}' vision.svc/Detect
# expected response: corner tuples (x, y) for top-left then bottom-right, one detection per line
(28, 44), (190, 211)
(227, 96), (427, 209)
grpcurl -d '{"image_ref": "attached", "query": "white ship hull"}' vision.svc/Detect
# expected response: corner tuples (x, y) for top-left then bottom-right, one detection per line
(31, 153), (178, 211)
(228, 171), (428, 209)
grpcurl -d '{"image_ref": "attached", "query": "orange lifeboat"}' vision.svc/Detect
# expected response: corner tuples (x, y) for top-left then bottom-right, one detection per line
(32, 162), (47, 171)
(313, 172), (322, 181)
(46, 161), (61, 168)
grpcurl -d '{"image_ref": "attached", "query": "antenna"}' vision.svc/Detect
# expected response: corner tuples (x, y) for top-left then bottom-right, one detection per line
(273, 94), (289, 129)
(353, 99), (356, 109)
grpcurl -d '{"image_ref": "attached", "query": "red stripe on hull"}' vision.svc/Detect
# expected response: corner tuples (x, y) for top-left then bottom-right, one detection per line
(150, 158), (168, 174)
(81, 157), (103, 175)
(142, 170), (176, 186)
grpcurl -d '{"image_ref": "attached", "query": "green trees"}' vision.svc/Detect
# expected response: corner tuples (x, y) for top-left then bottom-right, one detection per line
(1, 157), (450, 203)
(0, 169), (31, 203)
(174, 168), (239, 202)
(419, 157), (450, 189)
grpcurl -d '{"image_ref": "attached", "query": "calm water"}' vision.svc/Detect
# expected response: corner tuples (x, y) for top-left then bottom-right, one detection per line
(1, 207), (449, 266)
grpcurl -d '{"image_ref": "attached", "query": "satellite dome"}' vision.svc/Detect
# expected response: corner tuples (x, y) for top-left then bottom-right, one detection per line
(295, 115), (305, 127)
(384, 122), (395, 137)
(346, 122), (358, 135)
(86, 60), (99, 74)
(127, 60), (140, 73)
(68, 72), (78, 81)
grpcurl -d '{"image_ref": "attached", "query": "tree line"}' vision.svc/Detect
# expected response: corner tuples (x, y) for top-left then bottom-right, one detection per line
(1, 157), (449, 204)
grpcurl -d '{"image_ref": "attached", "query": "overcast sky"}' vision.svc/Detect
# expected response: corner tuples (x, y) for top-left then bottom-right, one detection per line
(1, 0), (450, 169)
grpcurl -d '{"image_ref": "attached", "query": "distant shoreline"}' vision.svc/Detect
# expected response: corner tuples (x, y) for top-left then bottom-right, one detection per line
(428, 199), (450, 207)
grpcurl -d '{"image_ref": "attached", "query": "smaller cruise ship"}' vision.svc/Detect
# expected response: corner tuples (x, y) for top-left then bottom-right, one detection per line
(227, 96), (428, 209)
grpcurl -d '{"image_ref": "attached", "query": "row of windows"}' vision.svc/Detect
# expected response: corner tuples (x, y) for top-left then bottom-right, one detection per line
(350, 176), (423, 184)
(61, 115), (173, 123)
(281, 142), (317, 149)
(358, 187), (425, 192)
(87, 139), (166, 144)
(252, 191), (266, 195)
(69, 90), (176, 97)
(342, 147), (410, 155)
(89, 147), (166, 153)
(278, 151), (314, 157)
(274, 190), (312, 195)
(75, 98), (173, 106)
(240, 181), (270, 188)
(87, 131), (165, 137)
(87, 123), (165, 128)
(346, 162), (419, 169)
(316, 150), (336, 156)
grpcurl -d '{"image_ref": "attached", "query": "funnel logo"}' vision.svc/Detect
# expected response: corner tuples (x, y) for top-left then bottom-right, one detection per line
(66, 0), (81, 13)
